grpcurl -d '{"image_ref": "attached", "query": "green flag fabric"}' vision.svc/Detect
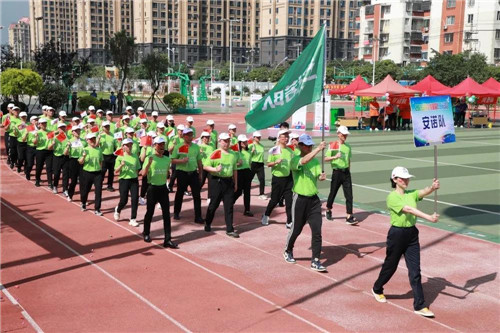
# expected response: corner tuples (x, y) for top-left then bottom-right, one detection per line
(245, 26), (326, 131)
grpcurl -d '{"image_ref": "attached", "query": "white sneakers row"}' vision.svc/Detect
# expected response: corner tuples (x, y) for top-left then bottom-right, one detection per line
(114, 206), (139, 227)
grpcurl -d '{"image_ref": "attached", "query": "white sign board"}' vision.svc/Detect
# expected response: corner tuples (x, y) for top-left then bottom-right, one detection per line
(313, 94), (331, 131)
(221, 86), (226, 107)
(291, 106), (307, 131)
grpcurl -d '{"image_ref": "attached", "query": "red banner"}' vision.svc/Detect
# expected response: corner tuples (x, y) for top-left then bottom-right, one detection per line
(389, 96), (410, 107)
(477, 96), (498, 105)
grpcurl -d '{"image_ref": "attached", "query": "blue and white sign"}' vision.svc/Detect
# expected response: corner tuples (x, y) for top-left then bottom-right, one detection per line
(410, 96), (456, 147)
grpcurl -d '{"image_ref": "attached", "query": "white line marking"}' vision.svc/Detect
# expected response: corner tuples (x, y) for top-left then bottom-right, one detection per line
(1, 284), (44, 333)
(1, 202), (192, 333)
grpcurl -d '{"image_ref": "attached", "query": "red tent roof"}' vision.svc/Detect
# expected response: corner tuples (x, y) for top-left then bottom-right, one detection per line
(434, 77), (499, 97)
(355, 75), (420, 97)
(410, 75), (450, 96)
(329, 75), (371, 95)
(481, 77), (500, 91)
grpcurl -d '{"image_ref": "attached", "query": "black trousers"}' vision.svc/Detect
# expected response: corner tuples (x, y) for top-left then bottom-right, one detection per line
(285, 193), (323, 260)
(373, 226), (425, 311)
(401, 118), (411, 129)
(67, 158), (80, 199)
(326, 169), (353, 214)
(25, 146), (36, 180)
(101, 154), (116, 188)
(35, 149), (53, 185)
(250, 162), (265, 195)
(174, 170), (202, 220)
(4, 133), (10, 163)
(80, 170), (103, 211)
(200, 170), (212, 197)
(52, 155), (69, 191)
(234, 168), (252, 212)
(140, 175), (148, 198)
(370, 116), (379, 129)
(265, 175), (293, 223)
(457, 111), (466, 127)
(17, 141), (27, 170)
(205, 176), (235, 232)
(8, 135), (18, 167)
(168, 163), (177, 189)
(143, 184), (171, 240)
(117, 178), (139, 220)
(388, 113), (397, 130)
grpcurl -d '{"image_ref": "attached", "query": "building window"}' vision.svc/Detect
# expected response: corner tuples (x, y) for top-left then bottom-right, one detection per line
(447, 0), (456, 8)
(496, 30), (500, 40)
(495, 48), (500, 59)
(497, 11), (500, 20)
(467, 14), (473, 24)
(446, 16), (455, 25)
(444, 33), (454, 43)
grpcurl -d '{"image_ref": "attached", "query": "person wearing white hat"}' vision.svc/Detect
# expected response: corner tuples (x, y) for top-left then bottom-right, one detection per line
(58, 110), (67, 122)
(233, 134), (254, 217)
(284, 134), (327, 272)
(120, 114), (131, 130)
(288, 133), (301, 156)
(98, 120), (118, 192)
(185, 116), (196, 137)
(124, 127), (140, 156)
(49, 122), (70, 194)
(372, 167), (440, 318)
(1, 104), (14, 166)
(78, 131), (104, 215)
(33, 117), (54, 188)
(23, 116), (39, 181)
(324, 125), (357, 224)
(6, 106), (21, 169)
(149, 111), (159, 131)
(206, 119), (218, 148)
(141, 136), (178, 249)
(261, 129), (295, 228)
(247, 131), (266, 199)
(202, 132), (239, 238)
(170, 126), (204, 223)
(228, 124), (238, 145)
(138, 131), (158, 204)
(15, 111), (29, 173)
(198, 131), (214, 193)
(95, 109), (105, 127)
(166, 115), (175, 131)
(113, 138), (141, 227)
(64, 124), (85, 202)
(166, 124), (185, 190)
(105, 110), (117, 133)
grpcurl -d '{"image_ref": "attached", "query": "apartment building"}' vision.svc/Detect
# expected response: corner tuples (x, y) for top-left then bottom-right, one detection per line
(8, 17), (31, 63)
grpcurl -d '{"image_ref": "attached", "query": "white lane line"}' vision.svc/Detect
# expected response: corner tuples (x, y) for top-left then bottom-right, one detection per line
(1, 202), (192, 333)
(5, 174), (330, 333)
(352, 149), (500, 172)
(1, 284), (44, 333)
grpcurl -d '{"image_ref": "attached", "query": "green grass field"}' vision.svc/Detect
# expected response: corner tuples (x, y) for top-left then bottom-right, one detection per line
(259, 128), (500, 243)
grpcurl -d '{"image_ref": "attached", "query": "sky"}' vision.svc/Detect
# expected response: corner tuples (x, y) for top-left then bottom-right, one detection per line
(0, 0), (29, 44)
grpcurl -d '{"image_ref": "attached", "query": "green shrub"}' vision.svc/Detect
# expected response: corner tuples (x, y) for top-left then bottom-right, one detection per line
(38, 83), (68, 110)
(78, 95), (100, 111)
(163, 93), (187, 113)
(99, 98), (111, 110)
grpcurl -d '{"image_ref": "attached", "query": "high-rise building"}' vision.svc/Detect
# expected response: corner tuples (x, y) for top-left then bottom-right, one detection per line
(8, 17), (31, 63)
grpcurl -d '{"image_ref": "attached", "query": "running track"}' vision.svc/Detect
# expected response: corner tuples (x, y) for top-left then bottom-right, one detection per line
(1, 116), (499, 332)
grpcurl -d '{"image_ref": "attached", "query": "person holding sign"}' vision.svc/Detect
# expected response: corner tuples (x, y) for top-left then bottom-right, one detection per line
(97, 121), (118, 192)
(324, 126), (357, 224)
(249, 131), (266, 200)
(15, 112), (29, 173)
(198, 131), (214, 196)
(7, 106), (21, 170)
(64, 125), (85, 202)
(203, 133), (239, 238)
(233, 134), (254, 217)
(50, 122), (69, 195)
(23, 116), (39, 180)
(79, 133), (104, 215)
(283, 134), (327, 272)
(34, 118), (54, 188)
(372, 166), (439, 317)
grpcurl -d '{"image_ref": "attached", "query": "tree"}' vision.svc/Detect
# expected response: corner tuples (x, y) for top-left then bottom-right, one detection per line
(142, 52), (170, 111)
(0, 45), (21, 71)
(163, 92), (187, 113)
(248, 66), (271, 82)
(0, 68), (43, 105)
(38, 83), (68, 110)
(107, 30), (136, 94)
(193, 60), (211, 80)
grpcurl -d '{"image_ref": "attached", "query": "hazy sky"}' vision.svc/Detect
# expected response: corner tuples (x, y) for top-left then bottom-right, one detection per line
(0, 0), (29, 44)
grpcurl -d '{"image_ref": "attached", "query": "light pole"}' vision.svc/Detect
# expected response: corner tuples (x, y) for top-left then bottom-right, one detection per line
(35, 16), (43, 50)
(221, 18), (240, 107)
(210, 45), (213, 97)
(0, 26), (3, 98)
(274, 56), (288, 70)
(371, 37), (379, 86)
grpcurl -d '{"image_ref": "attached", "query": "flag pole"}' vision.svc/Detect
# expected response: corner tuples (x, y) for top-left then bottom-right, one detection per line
(321, 23), (327, 172)
(434, 145), (438, 213)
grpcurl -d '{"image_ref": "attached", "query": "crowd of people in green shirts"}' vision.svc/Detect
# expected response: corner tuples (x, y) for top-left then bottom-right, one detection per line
(1, 103), (441, 317)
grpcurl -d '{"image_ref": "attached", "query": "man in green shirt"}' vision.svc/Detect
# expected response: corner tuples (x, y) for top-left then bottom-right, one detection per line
(203, 132), (239, 238)
(198, 131), (214, 193)
(15, 111), (29, 173)
(167, 124), (185, 190)
(105, 111), (117, 134)
(34, 118), (54, 188)
(185, 116), (196, 138)
(228, 124), (238, 145)
(2, 103), (14, 166)
(206, 119), (218, 149)
(51, 122), (70, 195)
(65, 124), (85, 202)
(262, 129), (294, 228)
(141, 136), (178, 249)
(324, 126), (357, 224)
(233, 134), (253, 217)
(23, 116), (38, 180)
(284, 134), (327, 272)
(149, 111), (159, 132)
(249, 131), (266, 199)
(171, 127), (204, 223)
(7, 106), (21, 169)
(79, 132), (104, 215)
(98, 121), (118, 192)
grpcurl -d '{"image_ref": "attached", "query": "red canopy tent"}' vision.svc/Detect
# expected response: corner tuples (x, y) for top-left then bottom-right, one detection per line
(410, 75), (450, 96)
(329, 75), (371, 95)
(355, 75), (420, 97)
(481, 78), (500, 122)
(433, 77), (498, 97)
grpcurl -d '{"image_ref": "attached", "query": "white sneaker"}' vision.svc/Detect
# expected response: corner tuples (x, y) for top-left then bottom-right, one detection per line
(259, 194), (268, 200)
(261, 215), (269, 226)
(67, 197), (72, 202)
(63, 190), (68, 197)
(207, 198), (211, 206)
(52, 187), (57, 194)
(371, 289), (387, 303)
(113, 207), (120, 221)
(460, 125), (464, 128)
(184, 191), (191, 196)
(157, 203), (162, 210)
(375, 128), (379, 131)
(129, 219), (139, 227)
(369, 128), (373, 131)
(387, 128), (391, 131)
(139, 197), (146, 205)
(414, 307), (434, 317)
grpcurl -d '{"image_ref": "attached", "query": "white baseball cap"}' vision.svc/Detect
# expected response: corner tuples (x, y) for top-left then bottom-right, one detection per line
(102, 121), (110, 127)
(153, 136), (166, 144)
(106, 110), (113, 115)
(206, 119), (215, 125)
(298, 134), (314, 146)
(200, 131), (210, 137)
(337, 125), (350, 135)
(186, 116), (194, 122)
(182, 128), (193, 135)
(96, 109), (104, 114)
(12, 106), (20, 110)
(278, 129), (290, 136)
(152, 111), (158, 116)
(57, 122), (67, 128)
(138, 107), (145, 112)
(88, 105), (95, 111)
(19, 112), (28, 117)
(72, 117), (80, 121)
(228, 124), (237, 130)
(122, 138), (133, 145)
(391, 166), (414, 179)
(41, 105), (48, 110)
(47, 106), (54, 110)
(126, 106), (133, 111)
(8, 103), (15, 108)
(157, 122), (165, 128)
(147, 130), (157, 137)
(59, 111), (67, 117)
(253, 131), (262, 137)
(237, 134), (248, 142)
(87, 118), (96, 123)
(30, 116), (38, 121)
(38, 118), (47, 123)
(219, 132), (230, 140)
(177, 124), (185, 130)
(140, 118), (148, 124)
(125, 127), (135, 133)
(86, 133), (97, 140)
(122, 115), (130, 120)
(289, 132), (299, 139)
(166, 115), (174, 121)
(72, 125), (82, 131)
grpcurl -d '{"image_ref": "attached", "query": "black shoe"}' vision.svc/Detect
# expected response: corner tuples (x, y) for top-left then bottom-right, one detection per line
(278, 201), (285, 207)
(143, 234), (152, 243)
(17, 168), (22, 173)
(226, 231), (239, 238)
(35, 181), (40, 187)
(204, 224), (211, 232)
(346, 216), (359, 225)
(194, 218), (205, 224)
(243, 211), (254, 217)
(25, 174), (30, 181)
(163, 240), (178, 249)
(106, 187), (115, 192)
(9, 163), (14, 169)
(173, 214), (180, 220)
(326, 210), (333, 221)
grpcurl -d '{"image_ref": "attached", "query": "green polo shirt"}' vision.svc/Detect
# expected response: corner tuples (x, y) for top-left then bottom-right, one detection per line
(36, 130), (51, 150)
(237, 149), (251, 170)
(168, 135), (183, 150)
(186, 126), (196, 138)
(82, 146), (103, 172)
(249, 143), (264, 163)
(114, 154), (140, 179)
(290, 155), (322, 197)
(387, 190), (422, 228)
(267, 146), (294, 177)
(69, 139), (85, 158)
(8, 117), (22, 138)
(199, 143), (214, 163)
(27, 131), (37, 147)
(99, 132), (117, 155)
(203, 149), (237, 178)
(210, 129), (218, 146)
(16, 123), (28, 143)
(53, 133), (68, 157)
(171, 142), (201, 172)
(46, 118), (57, 132)
(328, 142), (351, 170)
(230, 136), (238, 145)
(143, 154), (171, 185)
(149, 120), (158, 132)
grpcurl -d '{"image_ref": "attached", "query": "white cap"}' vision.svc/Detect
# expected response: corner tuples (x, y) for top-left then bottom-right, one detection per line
(19, 112), (28, 117)
(88, 105), (95, 111)
(391, 166), (414, 179)
(147, 130), (157, 137)
(182, 128), (193, 135)
(289, 132), (299, 139)
(228, 124), (237, 130)
(140, 118), (148, 124)
(152, 111), (158, 116)
(106, 110), (113, 115)
(41, 105), (48, 110)
(47, 106), (54, 110)
(206, 119), (215, 125)
(125, 127), (135, 133)
(59, 111), (67, 117)
(177, 124), (185, 130)
(122, 138), (133, 145)
(153, 136), (166, 144)
(12, 106), (20, 110)
(219, 132), (230, 140)
(157, 122), (165, 128)
(102, 121), (110, 127)
(122, 115), (130, 120)
(337, 125), (350, 135)
(278, 129), (290, 136)
(186, 116), (194, 122)
(96, 109), (104, 114)
(237, 134), (248, 142)
(85, 133), (97, 140)
(253, 131), (262, 137)
(72, 117), (80, 121)
(166, 115), (174, 121)
(87, 118), (96, 123)
(298, 134), (314, 146)
(57, 122), (67, 128)
(8, 103), (15, 108)
(138, 107), (145, 112)
(72, 125), (82, 131)
(30, 116), (38, 121)
(38, 118), (47, 123)
(200, 131), (210, 137)
(126, 106), (133, 111)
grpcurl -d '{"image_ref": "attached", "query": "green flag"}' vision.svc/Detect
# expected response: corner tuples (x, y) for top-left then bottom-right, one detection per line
(245, 26), (326, 131)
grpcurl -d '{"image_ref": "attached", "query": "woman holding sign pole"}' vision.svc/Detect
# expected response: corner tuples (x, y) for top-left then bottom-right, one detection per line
(372, 166), (439, 317)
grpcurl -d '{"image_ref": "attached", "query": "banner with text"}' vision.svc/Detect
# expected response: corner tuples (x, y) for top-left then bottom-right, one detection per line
(313, 94), (331, 131)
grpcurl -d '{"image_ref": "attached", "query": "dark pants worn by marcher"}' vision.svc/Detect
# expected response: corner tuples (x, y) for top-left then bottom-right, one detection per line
(143, 184), (171, 240)
(101, 154), (116, 189)
(8, 135), (18, 167)
(205, 176), (235, 232)
(80, 170), (103, 211)
(370, 116), (379, 130)
(52, 155), (69, 191)
(264, 175), (293, 223)
(234, 168), (253, 212)
(373, 226), (425, 311)
(17, 141), (27, 171)
(117, 178), (139, 220)
(4, 133), (10, 164)
(140, 175), (148, 198)
(25, 146), (36, 180)
(174, 170), (202, 220)
(326, 168), (353, 215)
(67, 158), (80, 199)
(250, 162), (265, 195)
(168, 164), (177, 190)
(35, 149), (53, 186)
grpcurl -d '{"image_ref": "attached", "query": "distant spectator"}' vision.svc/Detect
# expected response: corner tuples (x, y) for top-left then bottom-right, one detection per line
(455, 97), (468, 128)
(117, 91), (124, 114)
(126, 91), (133, 107)
(399, 105), (411, 130)
(90, 89), (97, 98)
(110, 91), (117, 114)
(369, 99), (380, 131)
(71, 91), (78, 114)
(384, 102), (398, 131)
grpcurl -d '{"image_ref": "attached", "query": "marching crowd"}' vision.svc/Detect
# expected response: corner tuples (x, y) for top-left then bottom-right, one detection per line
(1, 103), (441, 317)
